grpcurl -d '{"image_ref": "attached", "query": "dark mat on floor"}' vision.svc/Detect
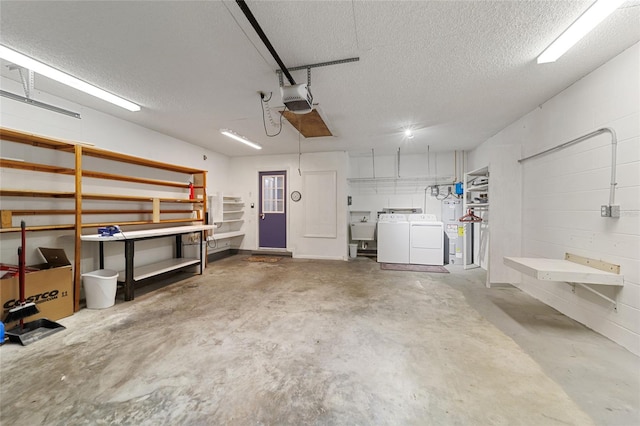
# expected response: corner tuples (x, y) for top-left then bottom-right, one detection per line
(380, 263), (449, 273)
(245, 256), (283, 263)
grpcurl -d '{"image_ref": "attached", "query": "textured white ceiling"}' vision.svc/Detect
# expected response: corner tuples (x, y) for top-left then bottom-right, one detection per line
(1, 0), (638, 157)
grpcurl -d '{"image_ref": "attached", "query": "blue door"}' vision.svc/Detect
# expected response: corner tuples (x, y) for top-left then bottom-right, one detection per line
(259, 171), (286, 248)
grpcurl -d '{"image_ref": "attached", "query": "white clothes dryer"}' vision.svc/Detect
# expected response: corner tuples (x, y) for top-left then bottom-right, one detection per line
(408, 214), (444, 265)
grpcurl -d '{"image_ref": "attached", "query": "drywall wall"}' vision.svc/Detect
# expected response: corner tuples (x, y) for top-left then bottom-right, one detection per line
(227, 152), (349, 260)
(0, 76), (230, 274)
(470, 43), (639, 354)
(468, 136), (522, 284)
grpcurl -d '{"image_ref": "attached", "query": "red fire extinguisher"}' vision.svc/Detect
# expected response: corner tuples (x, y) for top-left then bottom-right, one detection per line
(188, 182), (194, 199)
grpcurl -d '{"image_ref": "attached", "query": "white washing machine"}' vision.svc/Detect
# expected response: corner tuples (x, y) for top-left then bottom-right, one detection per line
(377, 214), (409, 264)
(408, 214), (444, 265)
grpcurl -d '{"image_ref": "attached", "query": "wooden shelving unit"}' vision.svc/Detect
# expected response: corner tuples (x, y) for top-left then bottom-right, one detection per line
(0, 127), (208, 310)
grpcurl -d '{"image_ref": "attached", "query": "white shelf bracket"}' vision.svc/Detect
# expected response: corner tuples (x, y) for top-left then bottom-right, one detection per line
(570, 282), (619, 311)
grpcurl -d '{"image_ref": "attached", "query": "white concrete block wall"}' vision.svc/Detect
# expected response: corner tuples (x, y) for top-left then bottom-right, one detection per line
(471, 43), (640, 354)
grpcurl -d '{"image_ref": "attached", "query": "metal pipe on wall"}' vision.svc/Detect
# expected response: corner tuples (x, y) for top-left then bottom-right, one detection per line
(518, 127), (618, 207)
(454, 150), (457, 182)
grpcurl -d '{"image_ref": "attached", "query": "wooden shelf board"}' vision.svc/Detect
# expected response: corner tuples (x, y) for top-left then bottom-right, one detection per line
(82, 146), (203, 175)
(0, 224), (75, 233)
(82, 170), (188, 188)
(81, 193), (202, 203)
(1, 127), (207, 178)
(1, 127), (76, 151)
(504, 257), (623, 286)
(0, 189), (75, 198)
(9, 209), (195, 216)
(0, 159), (75, 175)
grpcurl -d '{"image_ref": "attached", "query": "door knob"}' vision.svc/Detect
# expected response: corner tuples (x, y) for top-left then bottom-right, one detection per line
(260, 213), (265, 220)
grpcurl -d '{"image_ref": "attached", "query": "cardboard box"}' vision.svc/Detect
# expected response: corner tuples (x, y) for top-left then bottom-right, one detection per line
(1, 248), (73, 329)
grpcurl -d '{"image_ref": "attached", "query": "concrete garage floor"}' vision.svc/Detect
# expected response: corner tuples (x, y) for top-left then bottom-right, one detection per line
(1, 255), (638, 425)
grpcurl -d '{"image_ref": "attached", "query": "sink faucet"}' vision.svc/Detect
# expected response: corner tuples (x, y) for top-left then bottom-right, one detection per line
(361, 217), (367, 222)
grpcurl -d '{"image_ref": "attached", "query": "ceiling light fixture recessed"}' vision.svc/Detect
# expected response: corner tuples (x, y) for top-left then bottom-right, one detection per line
(405, 129), (414, 139)
(537, 0), (624, 64)
(0, 44), (141, 111)
(220, 129), (262, 150)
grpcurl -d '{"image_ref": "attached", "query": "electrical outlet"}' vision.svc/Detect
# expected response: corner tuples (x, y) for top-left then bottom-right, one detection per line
(601, 205), (610, 217)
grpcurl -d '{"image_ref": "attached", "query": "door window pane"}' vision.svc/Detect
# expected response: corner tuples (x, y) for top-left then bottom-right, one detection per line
(262, 174), (285, 213)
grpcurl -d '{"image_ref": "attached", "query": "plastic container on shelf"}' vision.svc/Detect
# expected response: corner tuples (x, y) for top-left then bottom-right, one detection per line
(82, 269), (118, 309)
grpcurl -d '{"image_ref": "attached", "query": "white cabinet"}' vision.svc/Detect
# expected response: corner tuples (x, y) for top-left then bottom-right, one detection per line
(210, 194), (245, 242)
(462, 166), (489, 276)
(463, 166), (489, 209)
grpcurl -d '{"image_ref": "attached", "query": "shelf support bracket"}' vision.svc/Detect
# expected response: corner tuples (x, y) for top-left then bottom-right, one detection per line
(570, 282), (618, 311)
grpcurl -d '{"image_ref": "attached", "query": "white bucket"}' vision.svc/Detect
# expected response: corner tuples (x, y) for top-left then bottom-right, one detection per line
(349, 243), (358, 259)
(82, 269), (118, 309)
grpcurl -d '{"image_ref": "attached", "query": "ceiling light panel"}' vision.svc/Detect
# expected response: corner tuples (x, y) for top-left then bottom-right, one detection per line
(537, 0), (625, 64)
(0, 44), (141, 111)
(220, 129), (262, 150)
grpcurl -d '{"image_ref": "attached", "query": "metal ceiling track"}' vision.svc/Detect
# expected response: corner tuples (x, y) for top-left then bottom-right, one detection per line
(235, 1), (359, 86)
(236, 0), (296, 85)
(1, 90), (81, 119)
(1, 65), (80, 119)
(276, 57), (360, 87)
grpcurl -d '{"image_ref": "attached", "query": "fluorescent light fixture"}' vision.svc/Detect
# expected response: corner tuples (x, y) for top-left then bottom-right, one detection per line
(537, 0), (624, 64)
(220, 129), (262, 150)
(0, 44), (140, 111)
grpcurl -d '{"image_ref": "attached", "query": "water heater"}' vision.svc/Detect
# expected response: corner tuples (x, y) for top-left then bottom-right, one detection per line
(441, 199), (463, 262)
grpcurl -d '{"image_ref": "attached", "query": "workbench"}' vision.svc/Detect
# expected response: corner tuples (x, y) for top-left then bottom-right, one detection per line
(81, 225), (215, 301)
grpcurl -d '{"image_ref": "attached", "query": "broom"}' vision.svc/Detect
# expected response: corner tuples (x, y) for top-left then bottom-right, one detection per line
(4, 221), (39, 324)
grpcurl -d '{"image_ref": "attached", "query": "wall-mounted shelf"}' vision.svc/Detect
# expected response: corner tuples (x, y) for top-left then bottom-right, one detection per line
(210, 230), (245, 240)
(504, 253), (624, 309)
(214, 219), (244, 224)
(467, 184), (488, 191)
(504, 256), (623, 286)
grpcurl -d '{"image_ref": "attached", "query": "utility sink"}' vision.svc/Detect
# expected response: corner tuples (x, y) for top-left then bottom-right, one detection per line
(350, 222), (377, 241)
